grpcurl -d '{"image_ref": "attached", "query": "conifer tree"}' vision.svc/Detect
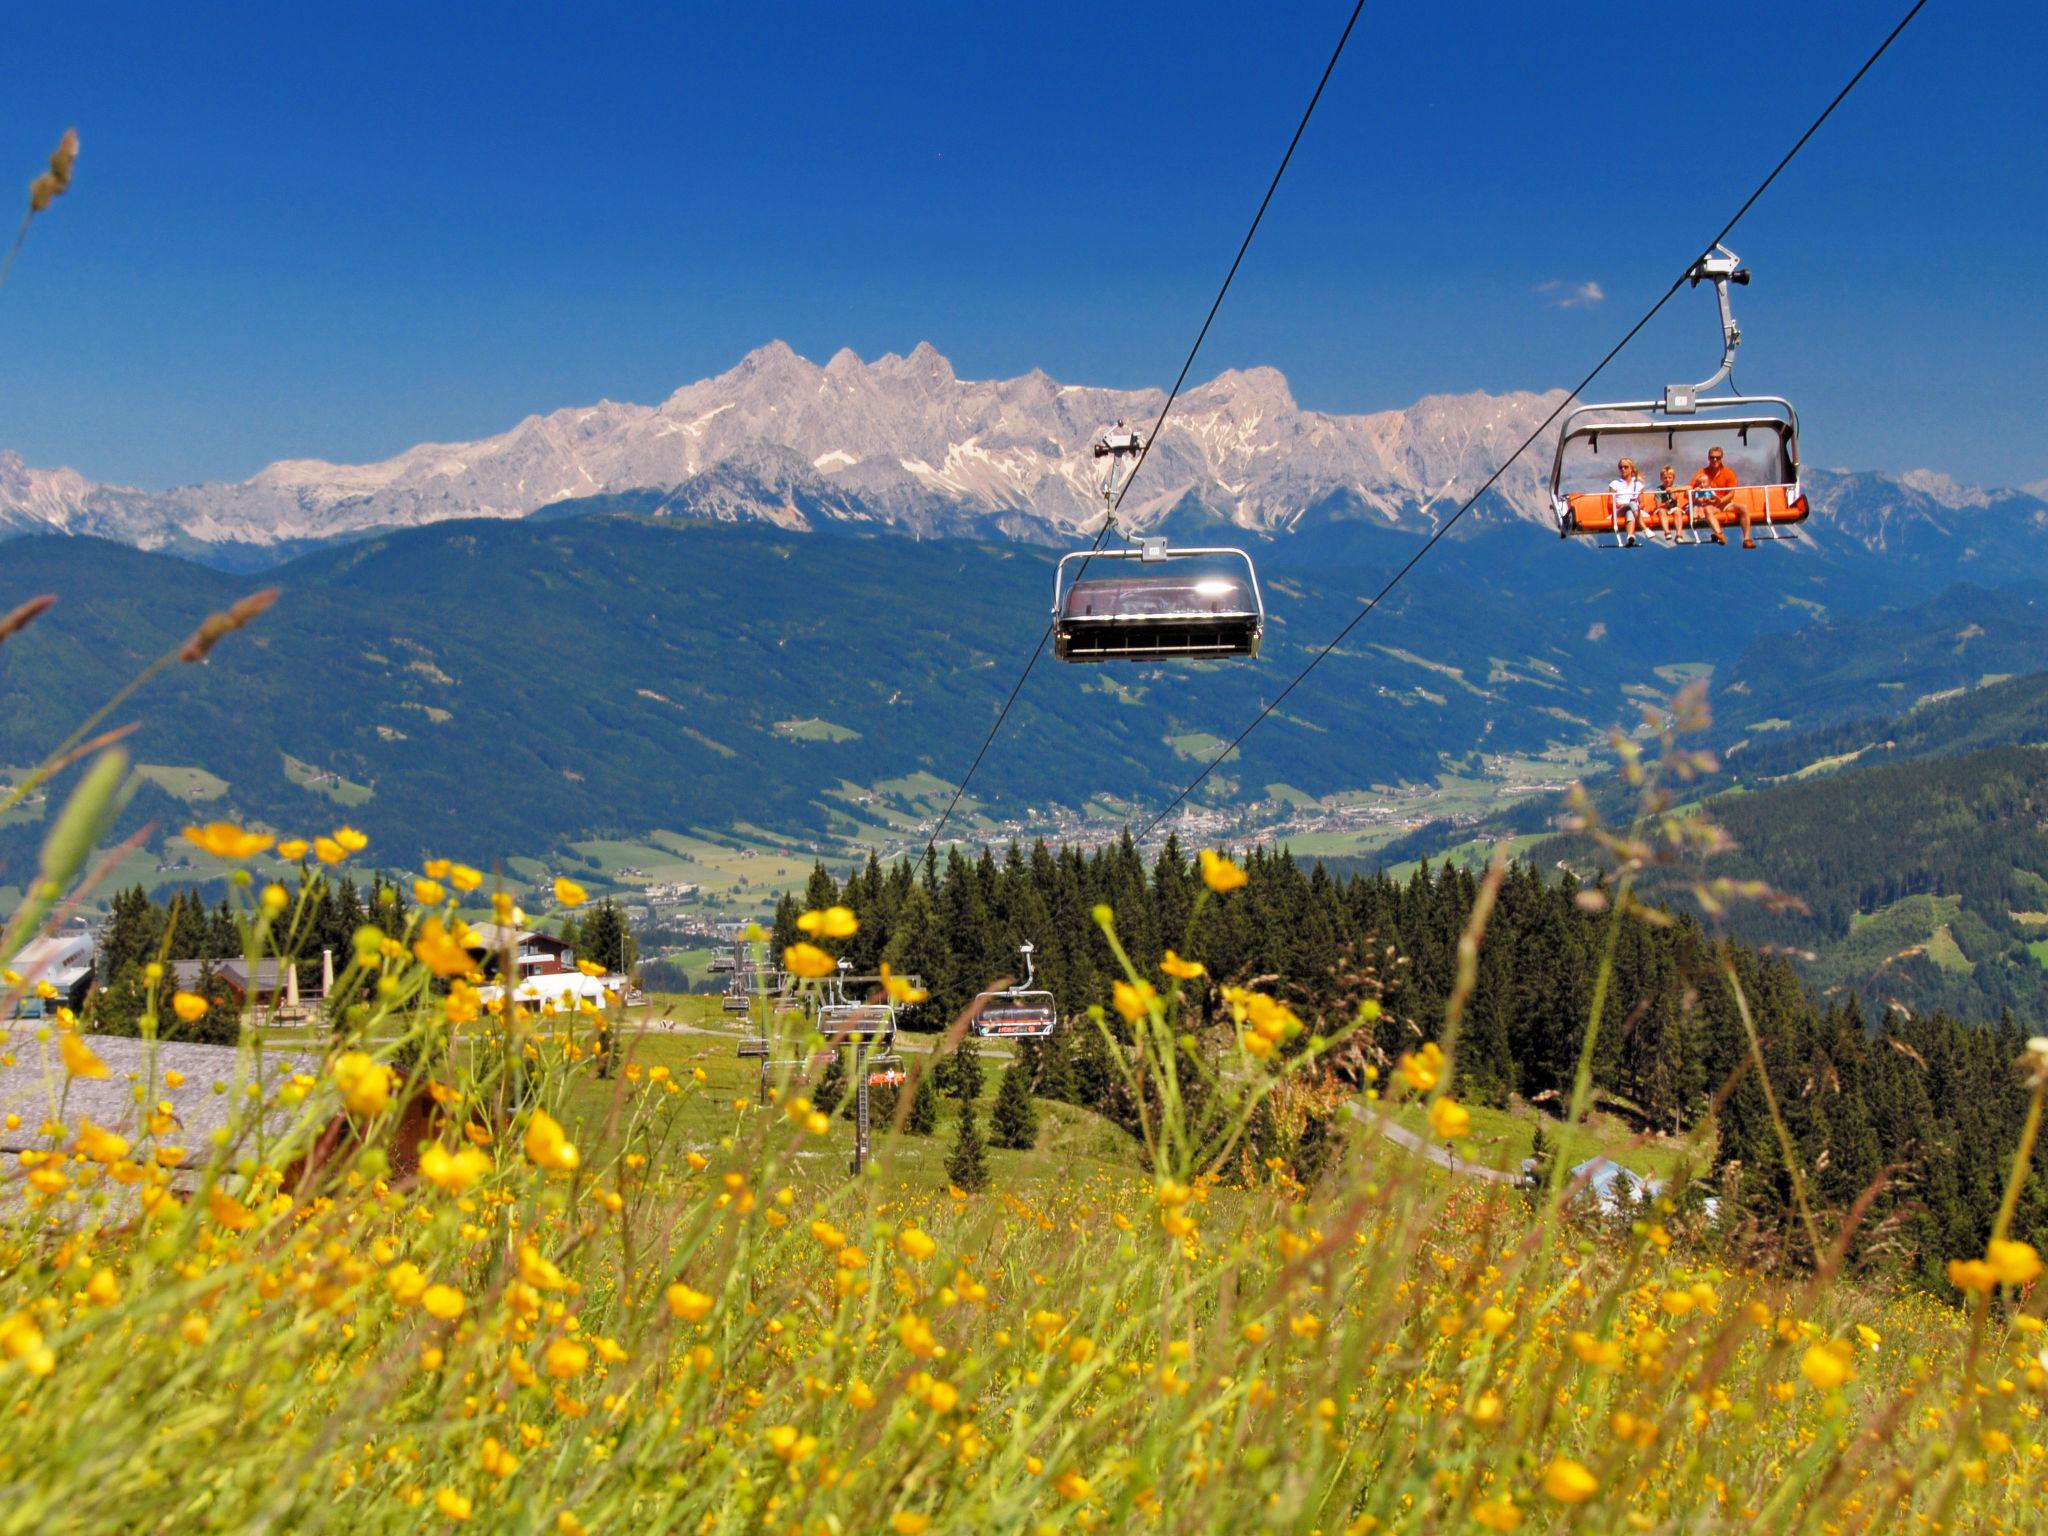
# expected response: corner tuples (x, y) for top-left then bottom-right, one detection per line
(946, 1099), (990, 1192)
(904, 1071), (939, 1136)
(813, 1049), (848, 1117)
(989, 1060), (1038, 1150)
(948, 1033), (984, 1105)
(1036, 1027), (1079, 1105)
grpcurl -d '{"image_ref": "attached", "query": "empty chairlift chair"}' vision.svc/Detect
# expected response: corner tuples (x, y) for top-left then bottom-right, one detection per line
(970, 943), (1058, 1039)
(1054, 541), (1266, 661)
(1053, 424), (1266, 663)
(1551, 246), (1809, 548)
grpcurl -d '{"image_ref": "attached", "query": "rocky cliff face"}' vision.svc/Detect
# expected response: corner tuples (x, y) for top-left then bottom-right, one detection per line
(6, 342), (2044, 563)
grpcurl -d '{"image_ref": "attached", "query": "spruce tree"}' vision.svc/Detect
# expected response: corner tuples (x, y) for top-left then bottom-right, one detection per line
(989, 1060), (1038, 1151)
(813, 1049), (848, 1116)
(946, 1099), (990, 1191)
(1037, 1027), (1078, 1104)
(905, 1071), (939, 1136)
(949, 1033), (984, 1105)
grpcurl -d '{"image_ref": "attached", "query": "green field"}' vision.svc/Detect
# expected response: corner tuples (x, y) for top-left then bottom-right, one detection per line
(282, 753), (374, 807)
(1844, 893), (1975, 975)
(1381, 1097), (1702, 1181)
(136, 763), (231, 802)
(773, 717), (861, 743)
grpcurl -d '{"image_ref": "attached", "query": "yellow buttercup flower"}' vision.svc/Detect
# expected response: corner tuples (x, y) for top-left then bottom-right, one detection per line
(1541, 1457), (1599, 1504)
(1428, 1097), (1471, 1140)
(554, 877), (589, 907)
(524, 1110), (580, 1172)
(449, 864), (483, 892)
(666, 1284), (714, 1322)
(414, 918), (476, 978)
(797, 905), (859, 938)
(543, 1338), (589, 1379)
(171, 991), (208, 1023)
(880, 962), (927, 1005)
(182, 822), (274, 860)
(1397, 1042), (1445, 1094)
(420, 1285), (465, 1322)
(413, 878), (446, 906)
(73, 1119), (131, 1165)
(1160, 949), (1205, 980)
(1801, 1341), (1854, 1390)
(419, 1142), (491, 1194)
(60, 1032), (109, 1079)
(783, 943), (836, 979)
(277, 838), (310, 860)
(314, 836), (346, 865)
(1949, 1258), (1999, 1295)
(1987, 1238), (2043, 1286)
(332, 1051), (392, 1117)
(1111, 978), (1157, 1024)
(1199, 848), (1248, 892)
(434, 1488), (471, 1522)
(334, 826), (368, 852)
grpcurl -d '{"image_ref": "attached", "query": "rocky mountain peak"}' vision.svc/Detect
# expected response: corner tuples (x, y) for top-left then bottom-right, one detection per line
(0, 345), (2034, 563)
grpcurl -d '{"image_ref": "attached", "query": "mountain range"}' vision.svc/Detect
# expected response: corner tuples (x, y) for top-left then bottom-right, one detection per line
(6, 343), (2048, 570)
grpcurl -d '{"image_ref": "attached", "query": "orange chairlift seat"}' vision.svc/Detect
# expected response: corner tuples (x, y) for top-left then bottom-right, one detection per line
(1551, 246), (1808, 547)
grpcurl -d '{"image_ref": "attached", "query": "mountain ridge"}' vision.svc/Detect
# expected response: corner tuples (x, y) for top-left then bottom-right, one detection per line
(8, 342), (2045, 566)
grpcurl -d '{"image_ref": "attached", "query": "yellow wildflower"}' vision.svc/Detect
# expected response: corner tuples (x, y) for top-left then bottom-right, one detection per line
(182, 822), (273, 860)
(1988, 1239), (2043, 1286)
(59, 1032), (109, 1079)
(420, 1142), (491, 1194)
(667, 1283), (714, 1322)
(1428, 1097), (1471, 1140)
(331, 1051), (392, 1117)
(797, 905), (859, 938)
(1160, 949), (1205, 980)
(1541, 1457), (1599, 1504)
(783, 942), (836, 979)
(1199, 849), (1248, 892)
(553, 877), (588, 907)
(523, 1110), (580, 1172)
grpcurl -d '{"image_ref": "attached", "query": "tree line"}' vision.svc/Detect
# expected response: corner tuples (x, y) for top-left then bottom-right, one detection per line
(772, 837), (2045, 1284)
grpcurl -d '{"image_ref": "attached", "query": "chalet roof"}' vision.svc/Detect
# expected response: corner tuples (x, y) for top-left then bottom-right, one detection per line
(170, 958), (293, 992)
(464, 924), (571, 953)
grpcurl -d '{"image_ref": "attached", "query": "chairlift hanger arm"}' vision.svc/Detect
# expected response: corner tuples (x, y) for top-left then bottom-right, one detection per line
(1668, 245), (1751, 407)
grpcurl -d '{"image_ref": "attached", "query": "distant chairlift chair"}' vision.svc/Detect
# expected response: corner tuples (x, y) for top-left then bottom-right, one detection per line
(970, 942), (1058, 1039)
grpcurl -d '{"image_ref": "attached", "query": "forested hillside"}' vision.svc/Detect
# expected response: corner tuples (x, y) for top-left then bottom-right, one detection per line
(766, 840), (2045, 1284)
(1724, 666), (2048, 780)
(1530, 744), (2048, 1021)
(0, 515), (1849, 898)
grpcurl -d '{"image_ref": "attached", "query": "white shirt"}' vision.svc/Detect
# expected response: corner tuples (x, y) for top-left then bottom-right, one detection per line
(1607, 474), (1645, 511)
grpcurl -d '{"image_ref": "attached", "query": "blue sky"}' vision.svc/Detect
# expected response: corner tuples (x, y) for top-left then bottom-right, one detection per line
(3, 0), (2042, 490)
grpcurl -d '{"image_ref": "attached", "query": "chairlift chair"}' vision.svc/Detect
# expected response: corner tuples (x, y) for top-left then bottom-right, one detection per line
(970, 942), (1059, 1039)
(1055, 426), (1266, 663)
(817, 1000), (896, 1047)
(1551, 245), (1808, 547)
(864, 1047), (907, 1089)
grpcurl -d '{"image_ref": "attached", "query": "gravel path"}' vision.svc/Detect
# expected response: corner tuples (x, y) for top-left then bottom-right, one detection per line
(1346, 1102), (1526, 1186)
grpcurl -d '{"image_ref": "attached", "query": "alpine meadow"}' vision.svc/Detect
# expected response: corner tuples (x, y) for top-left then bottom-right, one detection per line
(8, 5), (2048, 1534)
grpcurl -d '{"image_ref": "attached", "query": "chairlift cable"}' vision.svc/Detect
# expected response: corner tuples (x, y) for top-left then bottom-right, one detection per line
(1129, 0), (1930, 844)
(918, 0), (1371, 862)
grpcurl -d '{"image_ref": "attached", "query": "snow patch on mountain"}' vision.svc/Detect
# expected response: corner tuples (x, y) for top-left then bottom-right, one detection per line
(3, 344), (2041, 563)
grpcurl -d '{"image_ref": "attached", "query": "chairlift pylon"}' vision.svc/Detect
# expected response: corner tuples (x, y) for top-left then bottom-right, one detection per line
(1054, 424), (1266, 662)
(971, 941), (1058, 1039)
(1551, 246), (1808, 549)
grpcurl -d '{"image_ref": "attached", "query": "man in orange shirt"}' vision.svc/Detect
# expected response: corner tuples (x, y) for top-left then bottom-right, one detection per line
(1690, 445), (1750, 548)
